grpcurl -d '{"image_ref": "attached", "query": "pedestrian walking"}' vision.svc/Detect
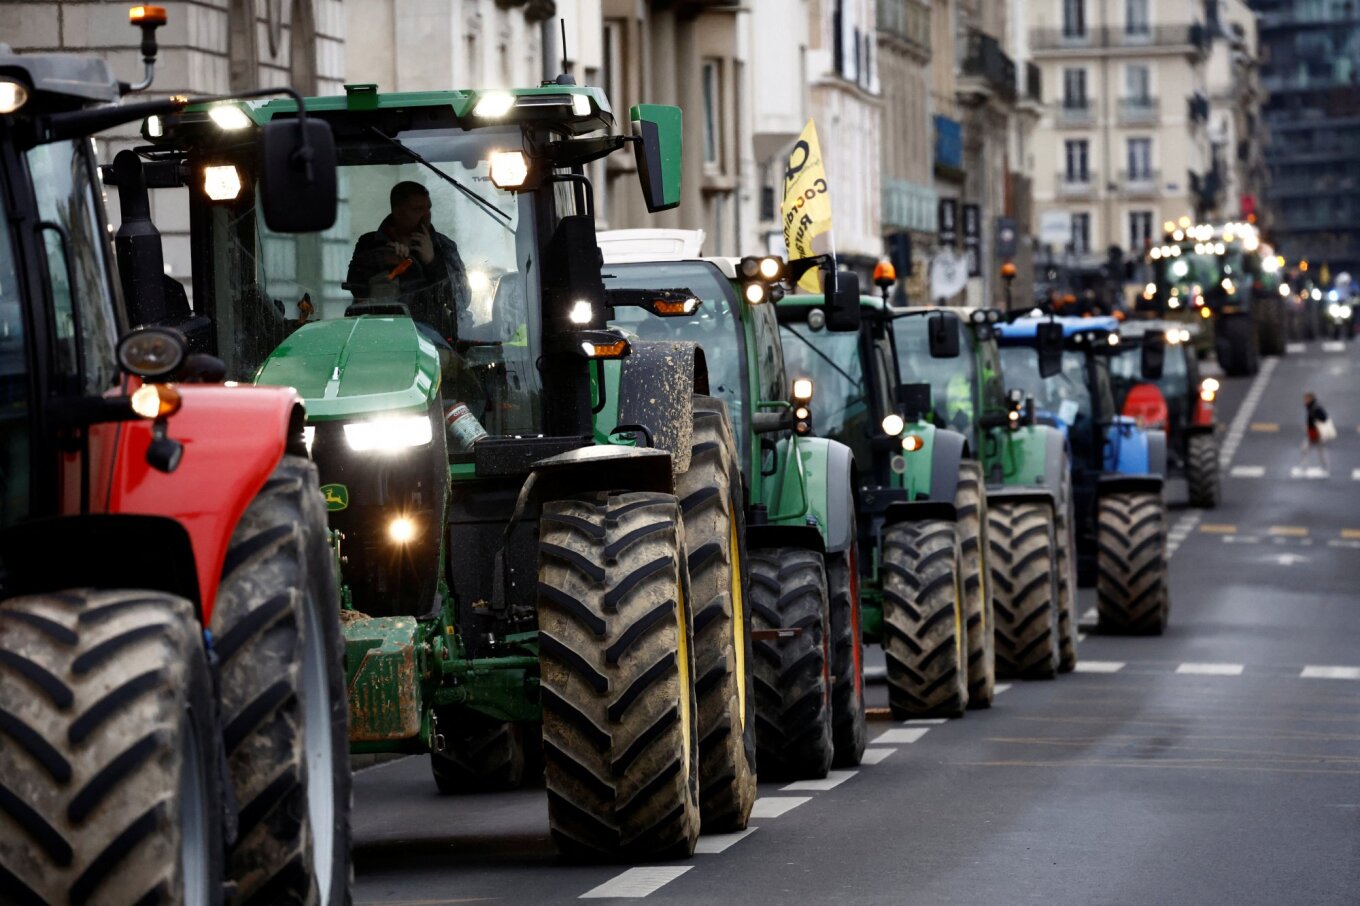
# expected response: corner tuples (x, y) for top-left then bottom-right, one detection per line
(1293, 392), (1334, 477)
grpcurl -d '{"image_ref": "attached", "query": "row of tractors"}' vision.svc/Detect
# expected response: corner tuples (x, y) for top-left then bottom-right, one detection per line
(0, 12), (1217, 903)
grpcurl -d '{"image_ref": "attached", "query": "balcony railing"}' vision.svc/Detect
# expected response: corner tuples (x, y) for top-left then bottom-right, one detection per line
(961, 28), (1018, 102)
(1031, 24), (1209, 53)
(877, 0), (931, 54)
(1056, 102), (1095, 126)
(1119, 169), (1162, 196)
(1056, 171), (1098, 197)
(1119, 96), (1160, 124)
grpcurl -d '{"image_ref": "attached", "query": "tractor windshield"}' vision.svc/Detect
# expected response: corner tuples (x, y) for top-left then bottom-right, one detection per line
(999, 346), (1093, 428)
(1110, 339), (1190, 411)
(780, 325), (877, 467)
(604, 262), (745, 430)
(191, 126), (543, 432)
(891, 315), (976, 439)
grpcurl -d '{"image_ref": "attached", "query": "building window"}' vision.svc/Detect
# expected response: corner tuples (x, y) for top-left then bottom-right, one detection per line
(1065, 139), (1090, 181)
(1063, 68), (1087, 108)
(702, 59), (721, 166)
(1126, 64), (1151, 103)
(1071, 212), (1092, 254)
(1126, 0), (1150, 35)
(1130, 211), (1154, 251)
(1128, 138), (1152, 180)
(1063, 0), (1086, 37)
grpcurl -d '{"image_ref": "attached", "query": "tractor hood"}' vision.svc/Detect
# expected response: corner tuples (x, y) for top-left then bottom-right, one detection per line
(254, 316), (440, 421)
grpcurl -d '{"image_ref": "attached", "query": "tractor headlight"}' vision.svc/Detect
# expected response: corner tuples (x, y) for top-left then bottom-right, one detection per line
(343, 415), (433, 452)
(203, 165), (243, 201)
(0, 79), (29, 114)
(388, 516), (417, 544)
(881, 414), (904, 436)
(208, 105), (252, 130)
(489, 151), (529, 189)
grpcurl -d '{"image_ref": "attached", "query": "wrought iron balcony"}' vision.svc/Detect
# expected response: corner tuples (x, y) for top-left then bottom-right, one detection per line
(960, 28), (1018, 103)
(877, 0), (931, 55)
(1030, 24), (1210, 54)
(1119, 96), (1161, 124)
(1119, 169), (1162, 197)
(1056, 170), (1098, 197)
(1056, 102), (1095, 126)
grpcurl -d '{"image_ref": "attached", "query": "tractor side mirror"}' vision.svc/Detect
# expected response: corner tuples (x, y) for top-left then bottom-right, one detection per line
(825, 270), (862, 332)
(260, 118), (338, 233)
(896, 382), (932, 420)
(631, 104), (683, 213)
(1036, 321), (1065, 379)
(1141, 332), (1167, 381)
(927, 312), (960, 358)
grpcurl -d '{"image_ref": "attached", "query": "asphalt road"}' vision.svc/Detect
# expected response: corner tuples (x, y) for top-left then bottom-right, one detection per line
(350, 340), (1360, 906)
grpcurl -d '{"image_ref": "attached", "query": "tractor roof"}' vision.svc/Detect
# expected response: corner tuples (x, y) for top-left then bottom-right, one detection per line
(0, 46), (122, 111)
(996, 315), (1120, 342)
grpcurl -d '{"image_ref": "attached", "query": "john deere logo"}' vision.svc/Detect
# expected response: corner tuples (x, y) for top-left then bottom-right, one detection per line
(321, 484), (349, 511)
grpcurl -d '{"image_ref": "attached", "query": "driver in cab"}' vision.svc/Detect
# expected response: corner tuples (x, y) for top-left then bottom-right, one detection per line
(346, 180), (471, 342)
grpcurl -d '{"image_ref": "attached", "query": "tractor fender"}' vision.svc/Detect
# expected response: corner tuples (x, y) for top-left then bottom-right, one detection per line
(797, 437), (857, 554)
(0, 514), (199, 609)
(927, 427), (967, 504)
(614, 339), (710, 478)
(1104, 420), (1167, 478)
(992, 423), (1068, 492)
(105, 384), (301, 623)
(984, 485), (1058, 510)
(530, 445), (675, 499)
(1096, 473), (1164, 498)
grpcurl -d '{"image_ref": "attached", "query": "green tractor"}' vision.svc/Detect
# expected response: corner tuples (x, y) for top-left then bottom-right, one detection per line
(888, 306), (1080, 683)
(596, 229), (867, 777)
(1142, 220), (1286, 375)
(144, 81), (748, 859)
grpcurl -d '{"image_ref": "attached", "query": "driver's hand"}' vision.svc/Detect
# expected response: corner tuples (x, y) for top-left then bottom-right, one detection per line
(409, 225), (435, 265)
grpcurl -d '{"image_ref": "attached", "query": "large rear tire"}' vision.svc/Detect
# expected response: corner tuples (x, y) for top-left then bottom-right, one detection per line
(751, 547), (834, 780)
(881, 520), (967, 719)
(1258, 299), (1286, 356)
(211, 454), (351, 905)
(0, 590), (224, 906)
(956, 462), (995, 708)
(827, 540), (866, 766)
(1186, 433), (1221, 509)
(1096, 491), (1170, 635)
(538, 492), (700, 860)
(676, 397), (756, 833)
(429, 713), (528, 794)
(1056, 490), (1080, 673)
(988, 501), (1061, 680)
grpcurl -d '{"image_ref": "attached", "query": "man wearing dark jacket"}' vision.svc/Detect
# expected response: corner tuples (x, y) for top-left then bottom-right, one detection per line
(1294, 392), (1331, 477)
(347, 181), (470, 341)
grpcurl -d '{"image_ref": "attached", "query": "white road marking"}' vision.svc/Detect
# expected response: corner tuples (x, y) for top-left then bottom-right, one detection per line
(694, 829), (757, 854)
(781, 770), (858, 792)
(1301, 666), (1360, 680)
(1176, 662), (1245, 676)
(1077, 633), (1087, 643)
(581, 867), (692, 898)
(861, 748), (897, 765)
(1329, 539), (1360, 549)
(1286, 342), (1307, 354)
(1352, 469), (1360, 481)
(1167, 511), (1203, 558)
(872, 727), (931, 744)
(1074, 661), (1125, 673)
(749, 797), (812, 818)
(1219, 358), (1278, 467)
(863, 664), (886, 680)
(1082, 607), (1098, 622)
(902, 718), (950, 725)
(1223, 535), (1261, 544)
(994, 683), (1013, 694)
(1322, 341), (1346, 352)
(1229, 465), (1265, 478)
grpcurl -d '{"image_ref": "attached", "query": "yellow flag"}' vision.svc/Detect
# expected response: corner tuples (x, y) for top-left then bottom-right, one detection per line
(781, 120), (833, 292)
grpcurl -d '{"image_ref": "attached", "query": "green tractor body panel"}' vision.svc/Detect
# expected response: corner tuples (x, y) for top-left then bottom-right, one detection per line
(344, 616), (427, 748)
(893, 419), (939, 500)
(992, 424), (1055, 488)
(256, 315), (441, 420)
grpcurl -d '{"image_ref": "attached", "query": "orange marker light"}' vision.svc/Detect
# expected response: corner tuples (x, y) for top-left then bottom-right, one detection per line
(129, 5), (168, 25)
(873, 260), (897, 286)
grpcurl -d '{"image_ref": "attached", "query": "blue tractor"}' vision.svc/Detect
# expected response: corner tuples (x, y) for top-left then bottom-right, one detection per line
(995, 317), (1171, 634)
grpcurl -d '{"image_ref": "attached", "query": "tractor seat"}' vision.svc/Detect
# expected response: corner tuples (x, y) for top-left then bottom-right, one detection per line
(1122, 382), (1169, 430)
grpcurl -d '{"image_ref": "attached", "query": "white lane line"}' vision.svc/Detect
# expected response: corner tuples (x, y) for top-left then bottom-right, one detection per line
(1075, 661), (1126, 673)
(695, 829), (757, 854)
(1322, 341), (1346, 353)
(1301, 666), (1360, 680)
(863, 664), (886, 680)
(995, 683), (1013, 694)
(902, 718), (950, 725)
(1286, 342), (1307, 354)
(1082, 607), (1098, 622)
(872, 727), (931, 744)
(1077, 632), (1088, 642)
(749, 797), (811, 818)
(1219, 358), (1278, 467)
(1352, 468), (1360, 481)
(1230, 465), (1266, 478)
(781, 770), (857, 792)
(1329, 539), (1360, 549)
(861, 748), (897, 765)
(1167, 511), (1202, 558)
(1176, 662), (1245, 676)
(581, 867), (692, 898)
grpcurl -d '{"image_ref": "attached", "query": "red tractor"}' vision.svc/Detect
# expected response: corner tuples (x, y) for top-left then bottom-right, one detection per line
(0, 8), (348, 904)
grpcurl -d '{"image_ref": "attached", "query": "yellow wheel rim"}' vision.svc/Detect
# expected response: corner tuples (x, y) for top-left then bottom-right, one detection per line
(728, 506), (747, 729)
(676, 575), (693, 778)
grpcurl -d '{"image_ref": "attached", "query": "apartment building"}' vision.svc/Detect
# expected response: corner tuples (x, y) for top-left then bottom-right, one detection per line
(1029, 0), (1213, 269)
(1251, 0), (1360, 278)
(1204, 0), (1267, 232)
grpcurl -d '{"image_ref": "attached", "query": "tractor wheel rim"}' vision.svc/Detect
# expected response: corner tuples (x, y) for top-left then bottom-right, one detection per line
(302, 592), (336, 905)
(179, 711), (210, 906)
